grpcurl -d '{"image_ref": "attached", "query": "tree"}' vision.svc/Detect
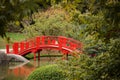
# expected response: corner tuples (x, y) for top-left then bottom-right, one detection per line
(23, 7), (80, 40)
(0, 0), (39, 37)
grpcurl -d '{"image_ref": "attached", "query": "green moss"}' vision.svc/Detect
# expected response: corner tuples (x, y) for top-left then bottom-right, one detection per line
(27, 64), (66, 80)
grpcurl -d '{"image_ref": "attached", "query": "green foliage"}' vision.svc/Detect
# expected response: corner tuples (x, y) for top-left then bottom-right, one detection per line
(90, 38), (120, 80)
(107, 38), (120, 79)
(59, 0), (120, 43)
(23, 7), (80, 40)
(58, 53), (109, 80)
(85, 43), (107, 55)
(25, 1), (120, 80)
(27, 64), (66, 80)
(0, 0), (39, 37)
(56, 1), (120, 79)
(88, 1), (120, 41)
(58, 38), (120, 80)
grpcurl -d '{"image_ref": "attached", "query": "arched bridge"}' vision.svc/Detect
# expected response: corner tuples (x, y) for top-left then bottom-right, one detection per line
(6, 36), (83, 60)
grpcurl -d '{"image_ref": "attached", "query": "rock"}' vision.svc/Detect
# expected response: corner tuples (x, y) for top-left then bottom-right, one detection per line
(7, 54), (29, 62)
(0, 51), (8, 64)
(0, 51), (29, 63)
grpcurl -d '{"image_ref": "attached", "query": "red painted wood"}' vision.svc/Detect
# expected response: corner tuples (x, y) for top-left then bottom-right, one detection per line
(36, 36), (40, 48)
(13, 42), (19, 54)
(26, 42), (29, 49)
(69, 42), (77, 50)
(20, 42), (24, 52)
(42, 36), (45, 45)
(31, 40), (35, 47)
(6, 36), (83, 56)
(48, 39), (51, 45)
(6, 44), (9, 54)
(51, 40), (55, 45)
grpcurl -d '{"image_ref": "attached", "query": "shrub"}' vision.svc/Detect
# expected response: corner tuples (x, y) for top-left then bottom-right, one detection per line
(27, 64), (66, 80)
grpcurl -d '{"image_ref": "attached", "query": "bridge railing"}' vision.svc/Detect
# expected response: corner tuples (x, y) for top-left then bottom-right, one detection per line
(6, 36), (83, 55)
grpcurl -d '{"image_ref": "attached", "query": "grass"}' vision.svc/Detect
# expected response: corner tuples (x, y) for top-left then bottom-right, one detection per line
(0, 38), (6, 49)
(6, 32), (26, 42)
(0, 32), (26, 49)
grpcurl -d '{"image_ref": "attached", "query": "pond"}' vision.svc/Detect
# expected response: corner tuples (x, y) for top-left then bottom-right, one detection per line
(0, 57), (59, 80)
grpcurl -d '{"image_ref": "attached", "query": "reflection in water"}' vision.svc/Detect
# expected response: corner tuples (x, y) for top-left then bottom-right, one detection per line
(0, 57), (60, 80)
(0, 62), (35, 80)
(8, 63), (35, 79)
(9, 61), (29, 69)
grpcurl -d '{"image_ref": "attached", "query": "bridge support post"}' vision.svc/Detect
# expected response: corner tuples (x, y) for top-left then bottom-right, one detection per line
(66, 53), (68, 60)
(34, 52), (36, 61)
(62, 53), (68, 60)
(62, 50), (69, 60)
(37, 50), (42, 67)
(38, 51), (40, 61)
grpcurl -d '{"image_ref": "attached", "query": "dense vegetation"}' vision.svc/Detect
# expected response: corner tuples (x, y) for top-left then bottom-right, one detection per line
(58, 38), (120, 80)
(0, 0), (120, 80)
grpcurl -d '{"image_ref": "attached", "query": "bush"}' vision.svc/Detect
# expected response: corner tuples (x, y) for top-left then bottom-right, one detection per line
(27, 64), (66, 80)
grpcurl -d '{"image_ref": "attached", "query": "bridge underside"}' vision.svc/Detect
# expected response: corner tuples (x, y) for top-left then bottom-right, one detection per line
(19, 45), (73, 56)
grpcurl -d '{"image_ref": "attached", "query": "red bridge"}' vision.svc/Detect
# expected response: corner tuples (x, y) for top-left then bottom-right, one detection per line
(6, 36), (83, 60)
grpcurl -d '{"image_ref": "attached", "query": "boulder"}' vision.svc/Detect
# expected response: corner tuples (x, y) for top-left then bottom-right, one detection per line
(7, 54), (29, 62)
(0, 51), (8, 64)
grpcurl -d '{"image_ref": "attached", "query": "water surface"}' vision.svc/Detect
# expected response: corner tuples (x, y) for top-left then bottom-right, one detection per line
(0, 57), (58, 80)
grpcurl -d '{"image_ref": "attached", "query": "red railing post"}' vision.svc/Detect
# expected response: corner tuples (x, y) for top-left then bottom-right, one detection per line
(69, 42), (77, 50)
(13, 42), (19, 54)
(42, 36), (45, 45)
(20, 42), (24, 52)
(25, 42), (29, 49)
(51, 40), (55, 45)
(31, 40), (34, 47)
(58, 36), (67, 50)
(6, 44), (9, 54)
(58, 37), (62, 50)
(36, 36), (40, 48)
(48, 39), (51, 45)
